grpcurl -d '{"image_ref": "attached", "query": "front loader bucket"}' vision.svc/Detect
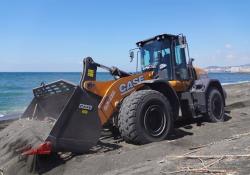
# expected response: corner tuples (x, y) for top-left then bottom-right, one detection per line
(21, 80), (101, 153)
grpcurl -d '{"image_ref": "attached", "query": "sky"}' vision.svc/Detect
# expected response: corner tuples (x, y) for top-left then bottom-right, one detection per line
(0, 0), (250, 72)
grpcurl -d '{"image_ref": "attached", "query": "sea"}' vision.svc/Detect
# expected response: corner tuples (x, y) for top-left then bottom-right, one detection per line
(0, 72), (250, 117)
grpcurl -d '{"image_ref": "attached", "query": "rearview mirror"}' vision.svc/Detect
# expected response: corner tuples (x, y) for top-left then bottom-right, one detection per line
(129, 51), (134, 62)
(189, 58), (195, 65)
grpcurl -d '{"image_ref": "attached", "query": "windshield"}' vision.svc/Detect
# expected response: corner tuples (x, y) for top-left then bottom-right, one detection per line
(140, 40), (171, 71)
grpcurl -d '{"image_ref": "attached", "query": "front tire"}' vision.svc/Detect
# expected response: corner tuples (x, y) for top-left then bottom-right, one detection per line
(118, 90), (173, 144)
(206, 88), (225, 122)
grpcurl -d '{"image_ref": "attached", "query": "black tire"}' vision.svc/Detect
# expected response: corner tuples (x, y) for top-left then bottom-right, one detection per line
(118, 90), (173, 144)
(206, 88), (225, 122)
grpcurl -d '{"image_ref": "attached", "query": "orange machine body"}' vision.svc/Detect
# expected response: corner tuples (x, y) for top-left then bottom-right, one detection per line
(83, 67), (204, 124)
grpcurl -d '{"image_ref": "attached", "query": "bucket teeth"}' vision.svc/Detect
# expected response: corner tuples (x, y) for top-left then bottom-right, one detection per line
(15, 144), (32, 154)
(21, 141), (52, 156)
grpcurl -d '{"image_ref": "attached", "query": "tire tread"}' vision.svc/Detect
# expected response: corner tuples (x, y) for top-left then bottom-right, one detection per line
(118, 90), (172, 144)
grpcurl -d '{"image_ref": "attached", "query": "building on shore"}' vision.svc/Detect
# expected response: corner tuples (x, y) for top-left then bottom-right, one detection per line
(205, 65), (250, 73)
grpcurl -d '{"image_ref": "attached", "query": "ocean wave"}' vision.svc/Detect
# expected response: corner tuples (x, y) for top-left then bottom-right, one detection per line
(222, 80), (250, 85)
(0, 107), (25, 118)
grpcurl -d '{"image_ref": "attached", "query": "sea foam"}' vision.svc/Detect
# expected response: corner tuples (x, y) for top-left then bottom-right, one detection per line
(222, 80), (250, 85)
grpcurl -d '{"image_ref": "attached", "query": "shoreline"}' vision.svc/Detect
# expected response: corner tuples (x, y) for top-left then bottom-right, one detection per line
(0, 113), (21, 122)
(222, 80), (250, 85)
(207, 72), (250, 74)
(1, 81), (250, 121)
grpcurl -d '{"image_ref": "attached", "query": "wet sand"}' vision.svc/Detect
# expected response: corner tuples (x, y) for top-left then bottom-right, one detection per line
(0, 83), (250, 175)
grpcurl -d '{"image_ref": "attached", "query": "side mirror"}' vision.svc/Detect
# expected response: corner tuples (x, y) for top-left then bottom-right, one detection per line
(129, 51), (134, 62)
(189, 58), (195, 65)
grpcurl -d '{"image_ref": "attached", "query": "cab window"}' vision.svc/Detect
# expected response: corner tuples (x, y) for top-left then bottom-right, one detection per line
(174, 44), (189, 80)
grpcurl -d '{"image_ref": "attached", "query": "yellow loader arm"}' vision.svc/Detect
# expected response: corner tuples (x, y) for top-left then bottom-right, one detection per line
(84, 71), (154, 124)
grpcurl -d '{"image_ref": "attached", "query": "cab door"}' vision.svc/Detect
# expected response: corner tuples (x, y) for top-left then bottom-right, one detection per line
(169, 43), (191, 92)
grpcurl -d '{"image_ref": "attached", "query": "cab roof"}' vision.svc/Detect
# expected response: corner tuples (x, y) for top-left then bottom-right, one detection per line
(136, 33), (181, 47)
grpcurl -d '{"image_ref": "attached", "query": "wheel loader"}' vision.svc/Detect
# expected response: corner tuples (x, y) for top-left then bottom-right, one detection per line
(21, 33), (226, 156)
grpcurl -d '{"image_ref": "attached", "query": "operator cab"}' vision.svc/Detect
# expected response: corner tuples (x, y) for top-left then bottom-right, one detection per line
(135, 34), (190, 81)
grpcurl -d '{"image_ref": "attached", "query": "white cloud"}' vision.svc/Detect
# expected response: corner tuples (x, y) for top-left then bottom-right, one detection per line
(225, 43), (232, 49)
(194, 44), (250, 67)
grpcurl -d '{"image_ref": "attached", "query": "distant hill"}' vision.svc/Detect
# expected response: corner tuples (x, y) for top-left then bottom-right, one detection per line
(240, 64), (250, 67)
(205, 64), (250, 73)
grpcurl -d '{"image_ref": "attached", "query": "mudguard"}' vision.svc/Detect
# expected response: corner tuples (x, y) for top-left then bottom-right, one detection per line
(140, 79), (180, 120)
(191, 78), (226, 113)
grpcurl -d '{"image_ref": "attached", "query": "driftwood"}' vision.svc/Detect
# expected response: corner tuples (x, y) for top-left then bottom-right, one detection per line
(162, 154), (250, 174)
(167, 168), (227, 174)
(165, 156), (229, 174)
(189, 131), (250, 151)
(166, 154), (250, 159)
(161, 132), (250, 174)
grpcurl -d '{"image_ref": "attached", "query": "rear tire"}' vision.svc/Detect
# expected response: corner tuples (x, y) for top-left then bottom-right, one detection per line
(118, 90), (173, 144)
(206, 88), (225, 122)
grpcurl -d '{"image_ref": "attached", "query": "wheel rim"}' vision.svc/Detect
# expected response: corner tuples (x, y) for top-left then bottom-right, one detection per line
(143, 104), (166, 137)
(211, 94), (223, 119)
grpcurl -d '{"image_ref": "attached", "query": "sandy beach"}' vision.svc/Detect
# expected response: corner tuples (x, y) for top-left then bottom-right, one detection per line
(0, 82), (250, 175)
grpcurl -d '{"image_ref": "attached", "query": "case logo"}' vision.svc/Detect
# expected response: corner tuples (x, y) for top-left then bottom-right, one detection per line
(79, 104), (93, 114)
(119, 75), (144, 95)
